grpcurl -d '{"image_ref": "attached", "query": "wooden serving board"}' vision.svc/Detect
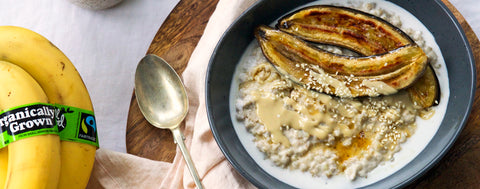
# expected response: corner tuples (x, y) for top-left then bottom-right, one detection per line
(126, 0), (480, 187)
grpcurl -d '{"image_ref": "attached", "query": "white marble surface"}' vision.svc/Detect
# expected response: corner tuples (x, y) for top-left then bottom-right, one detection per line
(0, 0), (477, 153)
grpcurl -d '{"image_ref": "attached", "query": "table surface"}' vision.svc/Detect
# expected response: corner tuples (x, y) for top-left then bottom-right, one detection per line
(126, 0), (480, 187)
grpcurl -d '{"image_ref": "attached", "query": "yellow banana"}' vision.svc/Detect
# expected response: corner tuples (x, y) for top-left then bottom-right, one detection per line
(0, 60), (61, 188)
(0, 26), (97, 188)
(0, 148), (6, 188)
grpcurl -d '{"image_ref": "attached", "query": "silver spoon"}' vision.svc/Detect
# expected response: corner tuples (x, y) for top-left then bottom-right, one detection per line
(134, 54), (203, 189)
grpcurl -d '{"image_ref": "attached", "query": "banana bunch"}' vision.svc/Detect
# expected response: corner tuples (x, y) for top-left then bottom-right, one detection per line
(0, 26), (98, 188)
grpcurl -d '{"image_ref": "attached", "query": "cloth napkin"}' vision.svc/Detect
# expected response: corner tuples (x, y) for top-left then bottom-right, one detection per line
(87, 0), (259, 188)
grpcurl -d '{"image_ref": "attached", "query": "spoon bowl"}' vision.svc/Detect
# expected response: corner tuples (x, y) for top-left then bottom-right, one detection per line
(135, 54), (188, 129)
(134, 54), (203, 189)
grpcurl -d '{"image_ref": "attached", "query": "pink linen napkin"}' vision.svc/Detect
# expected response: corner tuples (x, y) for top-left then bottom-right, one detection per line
(87, 0), (258, 188)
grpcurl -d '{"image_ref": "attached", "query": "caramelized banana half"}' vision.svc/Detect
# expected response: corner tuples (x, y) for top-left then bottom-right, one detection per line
(277, 5), (413, 55)
(255, 25), (428, 98)
(277, 5), (440, 107)
(407, 66), (440, 108)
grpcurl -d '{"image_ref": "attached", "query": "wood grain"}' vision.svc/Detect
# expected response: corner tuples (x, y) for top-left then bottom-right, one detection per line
(126, 0), (480, 187)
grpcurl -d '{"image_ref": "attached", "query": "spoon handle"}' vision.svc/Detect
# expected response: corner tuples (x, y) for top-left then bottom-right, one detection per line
(171, 127), (204, 189)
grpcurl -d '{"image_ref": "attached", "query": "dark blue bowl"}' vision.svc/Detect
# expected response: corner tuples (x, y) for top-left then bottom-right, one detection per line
(206, 0), (476, 188)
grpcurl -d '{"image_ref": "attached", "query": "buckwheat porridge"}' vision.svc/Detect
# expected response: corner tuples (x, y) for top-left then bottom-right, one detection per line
(231, 0), (449, 186)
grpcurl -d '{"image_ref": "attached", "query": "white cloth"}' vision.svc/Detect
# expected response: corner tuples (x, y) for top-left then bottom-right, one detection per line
(0, 0), (178, 152)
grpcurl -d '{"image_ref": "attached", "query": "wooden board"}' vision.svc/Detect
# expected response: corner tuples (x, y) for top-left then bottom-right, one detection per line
(126, 0), (219, 162)
(126, 0), (480, 187)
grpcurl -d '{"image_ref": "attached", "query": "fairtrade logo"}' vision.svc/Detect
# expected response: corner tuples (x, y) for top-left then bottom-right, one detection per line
(77, 113), (97, 142)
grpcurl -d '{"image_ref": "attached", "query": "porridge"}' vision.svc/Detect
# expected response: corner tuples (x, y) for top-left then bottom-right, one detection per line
(234, 1), (439, 181)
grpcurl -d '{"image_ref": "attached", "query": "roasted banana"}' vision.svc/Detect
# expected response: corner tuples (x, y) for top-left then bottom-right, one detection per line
(255, 25), (428, 98)
(276, 5), (440, 107)
(277, 5), (413, 56)
(407, 66), (440, 108)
